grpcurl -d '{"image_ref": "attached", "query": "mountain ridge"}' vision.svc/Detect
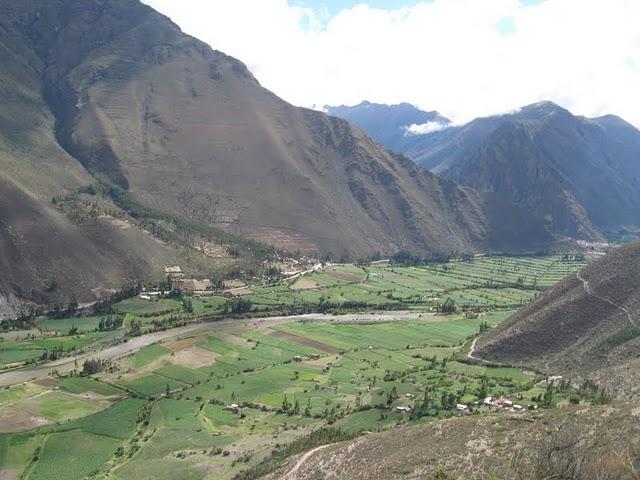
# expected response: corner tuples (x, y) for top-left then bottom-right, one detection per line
(0, 0), (556, 314)
(328, 99), (640, 241)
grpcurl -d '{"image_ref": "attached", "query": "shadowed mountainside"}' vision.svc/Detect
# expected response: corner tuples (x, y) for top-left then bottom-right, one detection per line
(476, 241), (640, 398)
(0, 0), (556, 312)
(330, 101), (640, 241)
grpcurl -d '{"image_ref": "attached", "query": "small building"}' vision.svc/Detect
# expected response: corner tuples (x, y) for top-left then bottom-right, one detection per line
(483, 396), (494, 406)
(456, 404), (469, 413)
(225, 403), (240, 413)
(395, 406), (412, 413)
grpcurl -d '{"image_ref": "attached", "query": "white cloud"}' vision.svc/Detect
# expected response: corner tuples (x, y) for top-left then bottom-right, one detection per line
(405, 121), (450, 135)
(143, 0), (640, 128)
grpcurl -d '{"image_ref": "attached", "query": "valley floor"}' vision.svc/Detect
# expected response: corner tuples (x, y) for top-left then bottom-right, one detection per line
(0, 255), (589, 480)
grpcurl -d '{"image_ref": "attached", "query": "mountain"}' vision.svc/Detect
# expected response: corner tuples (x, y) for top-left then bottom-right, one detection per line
(475, 241), (640, 399)
(0, 0), (554, 314)
(335, 101), (640, 241)
(324, 101), (450, 152)
(435, 103), (640, 240)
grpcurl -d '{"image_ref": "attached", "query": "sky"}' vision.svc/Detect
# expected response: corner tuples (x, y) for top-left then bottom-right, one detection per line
(143, 0), (640, 127)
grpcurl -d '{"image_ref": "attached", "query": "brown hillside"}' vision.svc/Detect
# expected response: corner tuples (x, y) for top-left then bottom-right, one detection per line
(1, 0), (553, 256)
(261, 404), (640, 480)
(0, 0), (554, 313)
(475, 241), (640, 397)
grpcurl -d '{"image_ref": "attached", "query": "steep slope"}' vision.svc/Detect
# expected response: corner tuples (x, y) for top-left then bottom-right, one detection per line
(475, 241), (640, 397)
(335, 101), (640, 241)
(0, 0), (553, 259)
(0, 9), (217, 317)
(325, 101), (450, 153)
(427, 103), (640, 240)
(0, 0), (558, 315)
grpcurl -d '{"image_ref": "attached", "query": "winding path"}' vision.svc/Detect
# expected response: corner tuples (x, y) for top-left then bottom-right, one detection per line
(283, 444), (333, 479)
(466, 336), (509, 366)
(576, 270), (636, 327)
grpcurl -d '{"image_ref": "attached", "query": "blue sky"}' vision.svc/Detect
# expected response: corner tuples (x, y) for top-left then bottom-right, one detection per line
(145, 0), (640, 128)
(291, 0), (420, 16)
(292, 0), (545, 17)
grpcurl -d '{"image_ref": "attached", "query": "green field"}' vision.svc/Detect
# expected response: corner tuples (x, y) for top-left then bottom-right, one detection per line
(2, 313), (558, 479)
(0, 255), (589, 479)
(0, 255), (585, 372)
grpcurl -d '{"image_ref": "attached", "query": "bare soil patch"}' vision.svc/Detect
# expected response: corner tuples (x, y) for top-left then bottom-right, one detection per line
(270, 330), (340, 354)
(33, 377), (58, 388)
(225, 334), (256, 350)
(0, 407), (52, 433)
(163, 336), (207, 352)
(171, 346), (217, 369)
(290, 278), (321, 291)
(0, 469), (20, 480)
(326, 271), (362, 283)
(224, 287), (252, 296)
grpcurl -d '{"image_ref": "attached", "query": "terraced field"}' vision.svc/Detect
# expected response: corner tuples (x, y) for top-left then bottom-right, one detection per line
(1, 310), (581, 480)
(0, 255), (587, 479)
(239, 255), (586, 312)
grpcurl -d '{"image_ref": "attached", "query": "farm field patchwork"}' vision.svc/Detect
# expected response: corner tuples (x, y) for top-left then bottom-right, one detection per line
(1, 312), (583, 479)
(0, 255), (588, 479)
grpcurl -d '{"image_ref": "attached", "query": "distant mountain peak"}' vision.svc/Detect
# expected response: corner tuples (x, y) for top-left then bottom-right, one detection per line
(325, 101), (450, 151)
(517, 100), (571, 120)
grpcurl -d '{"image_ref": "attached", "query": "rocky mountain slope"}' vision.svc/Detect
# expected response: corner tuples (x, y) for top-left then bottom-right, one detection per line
(331, 101), (640, 241)
(0, 0), (555, 311)
(476, 241), (640, 398)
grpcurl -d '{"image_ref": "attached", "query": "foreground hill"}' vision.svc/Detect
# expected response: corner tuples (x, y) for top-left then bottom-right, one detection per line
(331, 101), (640, 241)
(0, 0), (554, 311)
(476, 241), (640, 398)
(260, 403), (640, 480)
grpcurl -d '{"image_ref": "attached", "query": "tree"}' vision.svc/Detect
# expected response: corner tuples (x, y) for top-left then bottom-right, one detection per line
(183, 297), (194, 314)
(226, 297), (252, 314)
(386, 386), (398, 407)
(66, 296), (79, 315)
(281, 394), (291, 413)
(478, 375), (488, 400)
(82, 358), (108, 376)
(68, 322), (78, 336)
(440, 298), (456, 314)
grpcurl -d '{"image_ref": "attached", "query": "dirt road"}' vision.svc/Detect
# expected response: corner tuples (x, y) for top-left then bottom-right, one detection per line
(576, 270), (636, 327)
(466, 336), (508, 366)
(0, 310), (432, 388)
(283, 444), (333, 479)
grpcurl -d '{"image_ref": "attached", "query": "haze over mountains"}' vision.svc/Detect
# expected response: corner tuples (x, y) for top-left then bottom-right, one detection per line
(327, 101), (640, 241)
(0, 0), (555, 312)
(324, 101), (451, 153)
